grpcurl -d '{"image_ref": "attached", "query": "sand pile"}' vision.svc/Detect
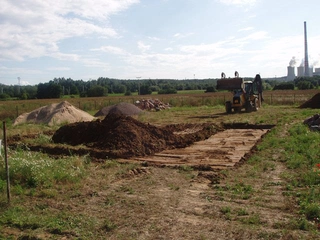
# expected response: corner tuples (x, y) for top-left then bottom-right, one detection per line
(52, 113), (217, 158)
(299, 93), (320, 108)
(94, 102), (143, 117)
(13, 101), (95, 126)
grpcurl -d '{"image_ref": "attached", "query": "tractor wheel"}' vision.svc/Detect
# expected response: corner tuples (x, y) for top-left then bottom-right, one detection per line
(225, 101), (232, 114)
(245, 102), (252, 113)
(234, 107), (241, 113)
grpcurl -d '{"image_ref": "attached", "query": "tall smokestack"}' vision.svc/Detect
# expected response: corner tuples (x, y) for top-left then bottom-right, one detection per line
(304, 21), (309, 77)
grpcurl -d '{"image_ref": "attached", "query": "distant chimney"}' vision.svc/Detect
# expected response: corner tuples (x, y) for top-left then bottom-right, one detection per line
(304, 21), (310, 77)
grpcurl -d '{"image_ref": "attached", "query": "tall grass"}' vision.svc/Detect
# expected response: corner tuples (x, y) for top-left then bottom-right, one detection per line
(0, 147), (90, 189)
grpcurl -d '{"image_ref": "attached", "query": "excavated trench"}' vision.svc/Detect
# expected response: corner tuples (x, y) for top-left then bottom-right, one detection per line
(122, 123), (273, 170)
(8, 113), (274, 170)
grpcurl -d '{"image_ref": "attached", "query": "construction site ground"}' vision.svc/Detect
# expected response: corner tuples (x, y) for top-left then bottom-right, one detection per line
(2, 104), (320, 239)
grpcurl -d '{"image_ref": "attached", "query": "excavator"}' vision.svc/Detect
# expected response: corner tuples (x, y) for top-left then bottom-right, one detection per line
(216, 71), (263, 113)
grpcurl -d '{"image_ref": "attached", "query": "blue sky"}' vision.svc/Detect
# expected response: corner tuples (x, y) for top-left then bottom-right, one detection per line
(0, 0), (319, 85)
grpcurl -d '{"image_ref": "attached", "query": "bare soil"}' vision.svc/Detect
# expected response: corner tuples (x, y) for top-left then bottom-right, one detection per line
(94, 102), (143, 117)
(299, 92), (320, 108)
(10, 113), (271, 169)
(50, 113), (220, 159)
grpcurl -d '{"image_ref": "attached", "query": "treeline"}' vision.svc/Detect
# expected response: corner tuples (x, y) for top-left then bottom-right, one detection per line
(0, 77), (219, 100)
(0, 76), (319, 100)
(272, 76), (320, 90)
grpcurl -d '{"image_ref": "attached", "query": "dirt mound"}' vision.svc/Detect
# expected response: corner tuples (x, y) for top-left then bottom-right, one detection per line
(299, 93), (320, 108)
(13, 101), (95, 126)
(303, 114), (320, 131)
(94, 102), (143, 117)
(52, 113), (218, 158)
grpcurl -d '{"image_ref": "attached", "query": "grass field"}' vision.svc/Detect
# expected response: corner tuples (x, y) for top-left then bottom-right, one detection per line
(0, 89), (319, 121)
(0, 94), (320, 239)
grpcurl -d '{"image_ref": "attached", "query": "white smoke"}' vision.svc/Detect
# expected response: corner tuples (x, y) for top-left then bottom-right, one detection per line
(289, 56), (296, 67)
(313, 55), (319, 67)
(300, 58), (304, 67)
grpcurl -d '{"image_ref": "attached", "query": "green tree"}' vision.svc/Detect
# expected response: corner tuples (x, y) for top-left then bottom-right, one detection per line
(273, 83), (294, 90)
(297, 81), (312, 90)
(139, 84), (152, 95)
(87, 85), (107, 97)
(158, 84), (177, 94)
(37, 82), (62, 99)
(205, 86), (216, 92)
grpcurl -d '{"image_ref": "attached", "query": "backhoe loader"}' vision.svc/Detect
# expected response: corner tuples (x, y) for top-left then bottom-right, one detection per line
(216, 72), (263, 113)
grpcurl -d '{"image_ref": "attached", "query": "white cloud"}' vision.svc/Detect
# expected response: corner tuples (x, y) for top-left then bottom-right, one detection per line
(137, 41), (151, 52)
(20, 80), (31, 86)
(47, 67), (71, 71)
(243, 31), (268, 40)
(117, 30), (317, 79)
(218, 0), (257, 6)
(173, 32), (194, 39)
(0, 0), (138, 61)
(82, 57), (110, 69)
(238, 27), (254, 32)
(91, 46), (127, 55)
(148, 36), (161, 41)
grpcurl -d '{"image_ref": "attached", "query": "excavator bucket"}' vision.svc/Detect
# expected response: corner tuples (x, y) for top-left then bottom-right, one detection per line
(216, 78), (243, 91)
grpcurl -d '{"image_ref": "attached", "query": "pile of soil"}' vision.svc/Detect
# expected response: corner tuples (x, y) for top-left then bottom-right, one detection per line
(13, 101), (95, 126)
(299, 93), (320, 108)
(303, 114), (320, 131)
(94, 102), (143, 117)
(52, 113), (218, 158)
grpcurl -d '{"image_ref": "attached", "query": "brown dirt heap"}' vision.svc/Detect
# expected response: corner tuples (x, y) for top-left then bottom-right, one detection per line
(303, 114), (320, 131)
(13, 101), (95, 126)
(299, 92), (320, 108)
(52, 113), (218, 158)
(94, 102), (143, 117)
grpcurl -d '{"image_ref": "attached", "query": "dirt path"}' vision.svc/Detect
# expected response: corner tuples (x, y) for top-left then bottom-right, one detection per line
(58, 157), (310, 239)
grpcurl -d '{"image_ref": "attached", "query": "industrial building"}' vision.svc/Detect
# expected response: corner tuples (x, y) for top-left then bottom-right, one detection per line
(286, 21), (318, 80)
(287, 65), (315, 80)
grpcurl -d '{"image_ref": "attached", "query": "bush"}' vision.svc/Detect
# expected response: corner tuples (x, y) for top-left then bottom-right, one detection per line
(124, 90), (132, 96)
(273, 83), (294, 90)
(0, 93), (10, 100)
(87, 85), (107, 97)
(158, 88), (177, 94)
(304, 203), (320, 221)
(205, 86), (216, 93)
(139, 85), (152, 95)
(296, 81), (313, 90)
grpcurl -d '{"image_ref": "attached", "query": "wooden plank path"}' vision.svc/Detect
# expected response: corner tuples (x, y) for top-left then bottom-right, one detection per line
(127, 128), (270, 169)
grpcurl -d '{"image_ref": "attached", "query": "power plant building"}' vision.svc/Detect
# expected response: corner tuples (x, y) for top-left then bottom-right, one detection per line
(314, 68), (320, 76)
(297, 66), (313, 77)
(297, 66), (304, 77)
(286, 22), (317, 79)
(287, 66), (295, 81)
